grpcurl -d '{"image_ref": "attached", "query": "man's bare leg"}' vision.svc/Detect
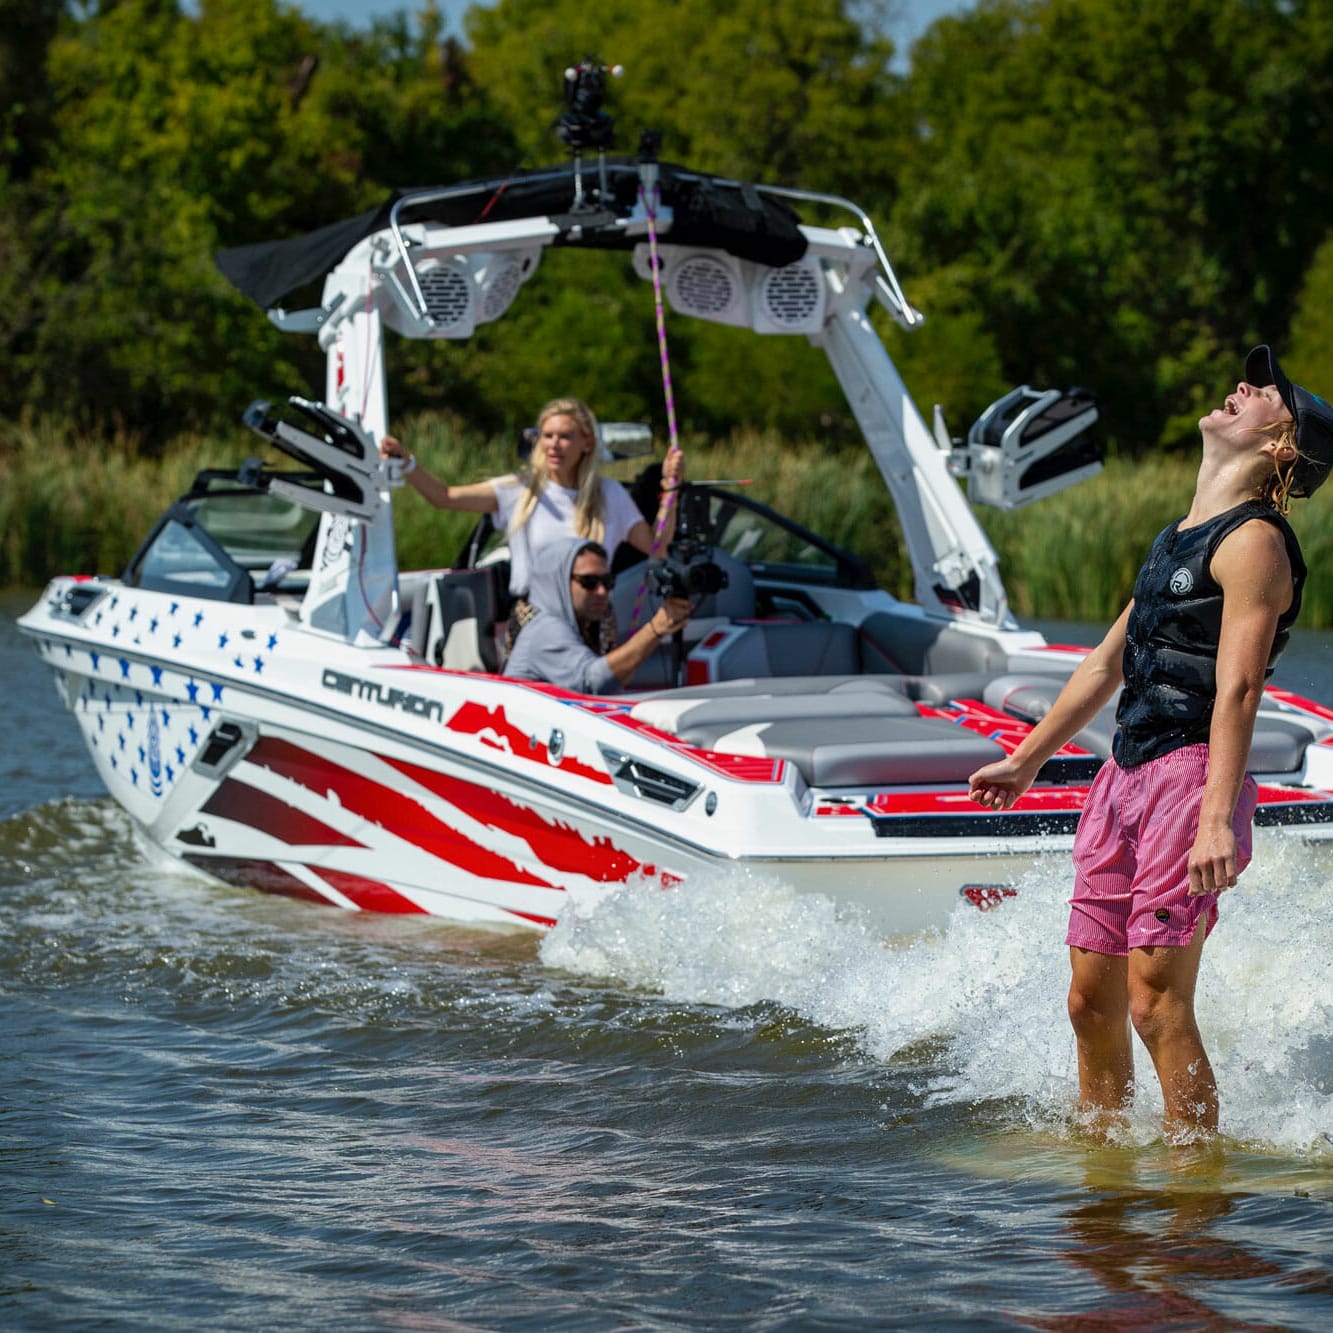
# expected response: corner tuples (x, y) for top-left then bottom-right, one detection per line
(1068, 946), (1133, 1131)
(1128, 923), (1217, 1136)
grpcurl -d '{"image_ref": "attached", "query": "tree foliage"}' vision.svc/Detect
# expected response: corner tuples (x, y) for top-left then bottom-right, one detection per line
(894, 0), (1333, 449)
(2, 0), (1333, 461)
(3, 0), (517, 440)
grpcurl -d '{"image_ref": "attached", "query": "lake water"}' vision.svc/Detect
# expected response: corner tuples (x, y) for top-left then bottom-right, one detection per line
(4, 592), (1332, 1329)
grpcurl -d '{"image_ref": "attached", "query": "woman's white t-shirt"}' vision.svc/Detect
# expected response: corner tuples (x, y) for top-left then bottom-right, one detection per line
(491, 476), (644, 596)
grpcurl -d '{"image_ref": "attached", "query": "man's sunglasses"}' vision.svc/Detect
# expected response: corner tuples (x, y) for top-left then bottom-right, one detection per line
(571, 573), (616, 591)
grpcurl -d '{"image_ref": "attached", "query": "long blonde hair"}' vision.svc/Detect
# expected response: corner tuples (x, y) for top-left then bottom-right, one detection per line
(1255, 419), (1300, 515)
(509, 397), (606, 541)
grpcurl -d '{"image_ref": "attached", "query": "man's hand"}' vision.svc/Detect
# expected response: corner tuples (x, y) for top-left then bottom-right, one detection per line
(652, 597), (692, 637)
(968, 755), (1041, 811)
(1187, 818), (1238, 896)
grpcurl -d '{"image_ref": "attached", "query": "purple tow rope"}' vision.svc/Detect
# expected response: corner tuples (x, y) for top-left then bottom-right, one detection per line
(629, 180), (683, 631)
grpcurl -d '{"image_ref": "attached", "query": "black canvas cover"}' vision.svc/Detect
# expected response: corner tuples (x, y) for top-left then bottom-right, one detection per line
(215, 160), (808, 310)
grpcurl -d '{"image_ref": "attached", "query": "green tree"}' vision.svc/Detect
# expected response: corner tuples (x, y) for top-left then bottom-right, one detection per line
(6, 0), (517, 439)
(443, 0), (907, 439)
(892, 0), (1333, 453)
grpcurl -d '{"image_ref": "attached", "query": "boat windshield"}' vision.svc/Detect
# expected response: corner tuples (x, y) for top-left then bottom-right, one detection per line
(701, 487), (874, 588)
(187, 489), (322, 574)
(124, 477), (323, 602)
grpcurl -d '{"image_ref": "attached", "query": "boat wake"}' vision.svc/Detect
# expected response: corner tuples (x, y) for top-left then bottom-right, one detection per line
(542, 833), (1333, 1156)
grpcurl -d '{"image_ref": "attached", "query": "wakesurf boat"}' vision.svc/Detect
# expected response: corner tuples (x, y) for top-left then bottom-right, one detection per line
(19, 73), (1333, 933)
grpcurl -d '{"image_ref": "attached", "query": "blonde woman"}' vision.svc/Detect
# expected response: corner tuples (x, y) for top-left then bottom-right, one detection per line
(381, 397), (684, 654)
(969, 344), (1332, 1139)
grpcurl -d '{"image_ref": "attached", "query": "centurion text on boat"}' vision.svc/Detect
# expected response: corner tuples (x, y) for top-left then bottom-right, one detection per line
(20, 76), (1333, 931)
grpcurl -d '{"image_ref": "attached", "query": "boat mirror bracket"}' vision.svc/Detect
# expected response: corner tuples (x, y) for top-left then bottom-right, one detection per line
(267, 291), (345, 335)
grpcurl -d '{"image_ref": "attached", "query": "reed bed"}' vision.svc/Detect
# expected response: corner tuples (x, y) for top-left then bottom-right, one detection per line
(4, 415), (1332, 628)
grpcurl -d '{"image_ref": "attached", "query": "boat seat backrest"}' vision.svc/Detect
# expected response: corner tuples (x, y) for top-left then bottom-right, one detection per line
(710, 620), (861, 680)
(857, 610), (1007, 675)
(410, 567), (503, 673)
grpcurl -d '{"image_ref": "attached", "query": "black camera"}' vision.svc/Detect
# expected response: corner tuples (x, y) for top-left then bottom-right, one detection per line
(645, 485), (728, 602)
(557, 57), (618, 152)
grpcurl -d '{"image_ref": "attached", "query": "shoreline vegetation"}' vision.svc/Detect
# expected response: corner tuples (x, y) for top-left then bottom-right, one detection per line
(3, 413), (1330, 628)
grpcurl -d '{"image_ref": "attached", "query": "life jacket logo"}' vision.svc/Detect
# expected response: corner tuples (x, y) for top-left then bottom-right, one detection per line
(1168, 567), (1194, 595)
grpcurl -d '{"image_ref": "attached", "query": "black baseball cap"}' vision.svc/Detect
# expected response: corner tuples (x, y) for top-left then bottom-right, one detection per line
(1245, 345), (1333, 498)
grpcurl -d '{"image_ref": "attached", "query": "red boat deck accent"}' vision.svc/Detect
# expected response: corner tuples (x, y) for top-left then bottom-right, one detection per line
(1265, 687), (1333, 726)
(914, 698), (1091, 757)
(815, 785), (1092, 818)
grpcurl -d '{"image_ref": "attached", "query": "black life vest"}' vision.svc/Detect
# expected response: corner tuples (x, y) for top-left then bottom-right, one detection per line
(1113, 500), (1306, 768)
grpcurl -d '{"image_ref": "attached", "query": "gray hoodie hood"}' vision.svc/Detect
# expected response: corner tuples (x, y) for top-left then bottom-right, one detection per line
(503, 537), (618, 695)
(525, 536), (586, 624)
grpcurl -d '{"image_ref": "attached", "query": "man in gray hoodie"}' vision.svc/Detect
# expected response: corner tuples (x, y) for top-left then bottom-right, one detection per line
(504, 536), (692, 694)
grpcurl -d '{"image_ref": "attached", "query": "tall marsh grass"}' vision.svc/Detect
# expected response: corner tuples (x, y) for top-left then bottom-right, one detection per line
(4, 415), (1332, 628)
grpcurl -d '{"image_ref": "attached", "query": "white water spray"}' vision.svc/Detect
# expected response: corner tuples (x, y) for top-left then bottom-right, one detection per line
(542, 833), (1333, 1154)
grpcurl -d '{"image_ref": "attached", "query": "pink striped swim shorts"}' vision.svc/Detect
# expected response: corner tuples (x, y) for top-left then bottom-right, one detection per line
(1067, 743), (1258, 955)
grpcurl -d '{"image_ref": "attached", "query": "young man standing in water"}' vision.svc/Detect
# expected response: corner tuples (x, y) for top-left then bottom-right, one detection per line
(968, 346), (1333, 1138)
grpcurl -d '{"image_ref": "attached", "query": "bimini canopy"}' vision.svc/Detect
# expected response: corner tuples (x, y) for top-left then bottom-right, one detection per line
(215, 158), (808, 311)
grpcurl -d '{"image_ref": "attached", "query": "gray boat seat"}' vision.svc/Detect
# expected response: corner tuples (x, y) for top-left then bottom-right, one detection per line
(672, 712), (1006, 788)
(704, 620), (863, 680)
(626, 673), (915, 704)
(410, 567), (504, 672)
(630, 687), (919, 737)
(1245, 716), (1321, 774)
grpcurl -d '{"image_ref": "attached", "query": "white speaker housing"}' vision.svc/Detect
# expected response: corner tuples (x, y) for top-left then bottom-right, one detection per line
(633, 244), (827, 334)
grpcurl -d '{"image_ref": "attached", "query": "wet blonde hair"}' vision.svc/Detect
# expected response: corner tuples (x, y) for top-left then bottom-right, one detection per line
(1254, 419), (1300, 515)
(510, 397), (606, 541)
